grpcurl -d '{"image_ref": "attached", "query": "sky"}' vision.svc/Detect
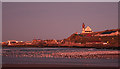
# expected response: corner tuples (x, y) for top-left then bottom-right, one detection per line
(2, 2), (118, 41)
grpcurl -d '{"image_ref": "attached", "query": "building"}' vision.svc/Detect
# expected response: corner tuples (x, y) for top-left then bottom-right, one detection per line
(46, 39), (58, 44)
(7, 40), (17, 45)
(94, 31), (119, 36)
(7, 40), (25, 45)
(82, 23), (93, 33)
(25, 41), (32, 45)
(32, 39), (42, 45)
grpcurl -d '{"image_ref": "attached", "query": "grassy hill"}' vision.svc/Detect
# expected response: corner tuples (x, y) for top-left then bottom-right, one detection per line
(64, 29), (119, 47)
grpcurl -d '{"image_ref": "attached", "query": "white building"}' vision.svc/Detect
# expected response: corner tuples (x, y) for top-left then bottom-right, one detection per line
(7, 40), (17, 45)
(82, 23), (93, 33)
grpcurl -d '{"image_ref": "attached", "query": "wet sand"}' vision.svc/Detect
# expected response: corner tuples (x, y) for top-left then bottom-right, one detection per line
(2, 64), (119, 69)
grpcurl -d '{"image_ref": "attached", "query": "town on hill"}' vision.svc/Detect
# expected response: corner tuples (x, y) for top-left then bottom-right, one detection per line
(2, 23), (120, 49)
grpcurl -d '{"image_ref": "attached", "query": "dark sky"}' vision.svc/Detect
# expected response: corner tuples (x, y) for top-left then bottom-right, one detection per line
(3, 2), (118, 41)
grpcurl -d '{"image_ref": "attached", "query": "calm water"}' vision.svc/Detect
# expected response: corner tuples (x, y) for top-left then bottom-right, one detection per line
(2, 47), (119, 67)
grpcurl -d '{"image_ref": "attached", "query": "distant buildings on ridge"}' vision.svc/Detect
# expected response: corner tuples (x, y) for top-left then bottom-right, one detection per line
(1, 23), (119, 47)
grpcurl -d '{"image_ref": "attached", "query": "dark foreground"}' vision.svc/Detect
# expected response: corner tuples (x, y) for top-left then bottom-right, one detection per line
(2, 64), (120, 69)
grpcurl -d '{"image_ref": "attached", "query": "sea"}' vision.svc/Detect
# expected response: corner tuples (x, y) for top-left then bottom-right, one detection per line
(1, 47), (120, 67)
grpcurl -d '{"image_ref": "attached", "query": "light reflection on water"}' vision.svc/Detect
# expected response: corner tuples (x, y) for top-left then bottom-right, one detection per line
(2, 47), (119, 67)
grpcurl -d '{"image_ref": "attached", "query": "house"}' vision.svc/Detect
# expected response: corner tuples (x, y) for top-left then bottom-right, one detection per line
(46, 39), (58, 44)
(95, 31), (119, 36)
(25, 41), (32, 45)
(7, 40), (17, 45)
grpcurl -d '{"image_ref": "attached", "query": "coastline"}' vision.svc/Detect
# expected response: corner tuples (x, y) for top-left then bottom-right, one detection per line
(2, 45), (120, 50)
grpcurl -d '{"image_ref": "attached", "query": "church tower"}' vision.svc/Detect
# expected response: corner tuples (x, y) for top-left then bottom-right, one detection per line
(82, 23), (85, 33)
(81, 23), (93, 33)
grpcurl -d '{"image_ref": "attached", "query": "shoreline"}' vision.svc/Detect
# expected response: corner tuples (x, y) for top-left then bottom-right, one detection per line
(2, 45), (120, 50)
